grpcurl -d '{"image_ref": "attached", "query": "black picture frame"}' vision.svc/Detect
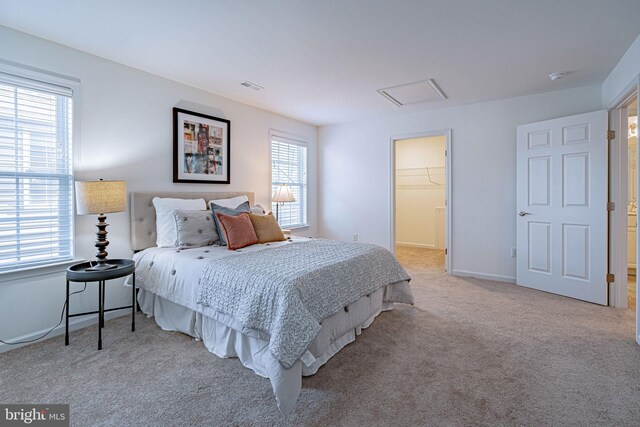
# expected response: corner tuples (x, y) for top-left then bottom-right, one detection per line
(173, 107), (231, 184)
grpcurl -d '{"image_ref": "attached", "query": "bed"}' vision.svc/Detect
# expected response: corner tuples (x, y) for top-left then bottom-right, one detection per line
(128, 191), (413, 416)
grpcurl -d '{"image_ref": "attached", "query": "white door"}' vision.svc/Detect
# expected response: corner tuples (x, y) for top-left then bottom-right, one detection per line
(516, 110), (608, 305)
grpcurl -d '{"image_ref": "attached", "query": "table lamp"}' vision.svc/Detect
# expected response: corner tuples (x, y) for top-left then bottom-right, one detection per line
(75, 179), (126, 271)
(272, 184), (295, 222)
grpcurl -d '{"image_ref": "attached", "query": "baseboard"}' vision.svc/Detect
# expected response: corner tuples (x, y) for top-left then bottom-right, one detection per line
(396, 242), (437, 249)
(451, 269), (516, 284)
(0, 309), (130, 353)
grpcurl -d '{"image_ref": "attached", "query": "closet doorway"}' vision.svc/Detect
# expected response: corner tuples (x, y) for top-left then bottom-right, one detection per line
(390, 131), (451, 272)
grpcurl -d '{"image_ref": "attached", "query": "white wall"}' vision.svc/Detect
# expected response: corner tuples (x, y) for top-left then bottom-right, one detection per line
(0, 26), (317, 350)
(395, 136), (446, 248)
(603, 33), (640, 107)
(319, 85), (602, 282)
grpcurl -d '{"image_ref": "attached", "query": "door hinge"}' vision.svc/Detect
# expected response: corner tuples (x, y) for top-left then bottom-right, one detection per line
(608, 130), (615, 140)
(444, 248), (448, 255)
(607, 201), (615, 211)
(607, 273), (615, 283)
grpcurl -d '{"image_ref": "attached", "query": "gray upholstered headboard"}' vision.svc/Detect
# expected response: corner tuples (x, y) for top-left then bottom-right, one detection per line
(130, 191), (255, 251)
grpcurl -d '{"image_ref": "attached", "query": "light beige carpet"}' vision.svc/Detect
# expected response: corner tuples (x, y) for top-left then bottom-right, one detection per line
(1, 250), (639, 426)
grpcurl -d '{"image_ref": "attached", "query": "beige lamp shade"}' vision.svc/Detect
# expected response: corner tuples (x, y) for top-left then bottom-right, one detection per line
(75, 180), (127, 215)
(272, 184), (295, 203)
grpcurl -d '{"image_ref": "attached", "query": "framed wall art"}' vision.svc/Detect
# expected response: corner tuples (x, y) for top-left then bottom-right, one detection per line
(173, 107), (230, 184)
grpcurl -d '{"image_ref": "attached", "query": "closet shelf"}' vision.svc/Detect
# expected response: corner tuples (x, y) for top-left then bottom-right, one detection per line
(396, 166), (445, 185)
(396, 185), (444, 190)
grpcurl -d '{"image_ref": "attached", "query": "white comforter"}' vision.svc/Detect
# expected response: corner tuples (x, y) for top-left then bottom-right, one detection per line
(132, 237), (307, 311)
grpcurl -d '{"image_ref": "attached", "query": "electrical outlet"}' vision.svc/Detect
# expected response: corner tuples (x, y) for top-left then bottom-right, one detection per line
(511, 247), (517, 257)
(353, 233), (358, 242)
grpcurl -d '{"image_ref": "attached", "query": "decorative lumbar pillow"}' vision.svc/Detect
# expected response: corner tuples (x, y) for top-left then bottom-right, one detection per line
(215, 212), (259, 250)
(152, 197), (207, 247)
(172, 209), (218, 248)
(249, 212), (286, 243)
(210, 201), (251, 246)
(208, 195), (249, 210)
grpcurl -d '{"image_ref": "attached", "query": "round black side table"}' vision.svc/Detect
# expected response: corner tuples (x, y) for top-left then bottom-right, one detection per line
(65, 259), (136, 350)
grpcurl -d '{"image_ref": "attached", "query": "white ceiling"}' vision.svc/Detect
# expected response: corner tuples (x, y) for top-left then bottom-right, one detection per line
(0, 0), (639, 126)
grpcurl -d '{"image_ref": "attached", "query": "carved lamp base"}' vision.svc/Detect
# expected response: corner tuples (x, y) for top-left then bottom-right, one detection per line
(87, 213), (117, 271)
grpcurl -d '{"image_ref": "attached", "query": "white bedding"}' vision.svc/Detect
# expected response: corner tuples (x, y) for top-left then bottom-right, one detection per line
(130, 237), (412, 415)
(132, 236), (301, 312)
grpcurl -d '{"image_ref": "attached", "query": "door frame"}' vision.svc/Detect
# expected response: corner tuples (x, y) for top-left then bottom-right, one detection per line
(389, 129), (452, 273)
(609, 86), (637, 308)
(608, 79), (639, 343)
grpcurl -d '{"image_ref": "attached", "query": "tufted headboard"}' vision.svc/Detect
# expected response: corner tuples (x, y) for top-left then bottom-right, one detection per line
(130, 191), (255, 252)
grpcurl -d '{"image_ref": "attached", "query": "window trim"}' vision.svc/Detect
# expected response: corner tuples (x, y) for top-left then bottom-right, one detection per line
(0, 60), (80, 275)
(269, 130), (309, 229)
(0, 259), (83, 283)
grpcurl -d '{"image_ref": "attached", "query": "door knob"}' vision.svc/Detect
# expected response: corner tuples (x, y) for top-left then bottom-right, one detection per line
(518, 211), (531, 216)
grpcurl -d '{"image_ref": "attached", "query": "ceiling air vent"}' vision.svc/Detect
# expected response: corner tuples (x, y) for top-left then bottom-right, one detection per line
(377, 79), (447, 107)
(240, 81), (264, 91)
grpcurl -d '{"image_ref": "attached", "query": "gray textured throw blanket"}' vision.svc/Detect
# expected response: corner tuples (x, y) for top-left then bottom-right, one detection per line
(196, 239), (412, 368)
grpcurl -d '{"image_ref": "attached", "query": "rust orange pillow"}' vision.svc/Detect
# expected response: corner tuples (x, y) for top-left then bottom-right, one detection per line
(249, 212), (286, 243)
(215, 212), (259, 250)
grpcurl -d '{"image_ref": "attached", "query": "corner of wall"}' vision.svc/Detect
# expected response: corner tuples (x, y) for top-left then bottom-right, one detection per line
(603, 33), (640, 108)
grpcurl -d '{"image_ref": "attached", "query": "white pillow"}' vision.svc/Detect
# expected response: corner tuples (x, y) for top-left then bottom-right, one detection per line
(208, 195), (249, 210)
(152, 197), (206, 247)
(250, 203), (267, 215)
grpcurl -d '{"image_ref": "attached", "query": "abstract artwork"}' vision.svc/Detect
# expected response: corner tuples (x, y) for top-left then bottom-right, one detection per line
(173, 107), (230, 184)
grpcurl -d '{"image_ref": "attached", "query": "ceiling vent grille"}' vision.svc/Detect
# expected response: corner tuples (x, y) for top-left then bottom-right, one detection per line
(240, 81), (264, 91)
(377, 79), (447, 107)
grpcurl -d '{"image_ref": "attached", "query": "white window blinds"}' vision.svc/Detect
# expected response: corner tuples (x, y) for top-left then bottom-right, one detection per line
(0, 74), (74, 272)
(271, 135), (307, 228)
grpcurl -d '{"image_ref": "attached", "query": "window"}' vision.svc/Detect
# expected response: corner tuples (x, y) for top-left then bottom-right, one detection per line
(271, 134), (307, 228)
(0, 73), (74, 272)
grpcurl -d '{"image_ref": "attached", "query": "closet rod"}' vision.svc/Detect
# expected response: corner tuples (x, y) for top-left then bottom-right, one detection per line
(396, 185), (444, 190)
(397, 172), (445, 177)
(396, 166), (445, 171)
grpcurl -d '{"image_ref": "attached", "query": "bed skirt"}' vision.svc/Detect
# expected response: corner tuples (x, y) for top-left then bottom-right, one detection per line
(137, 281), (410, 416)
